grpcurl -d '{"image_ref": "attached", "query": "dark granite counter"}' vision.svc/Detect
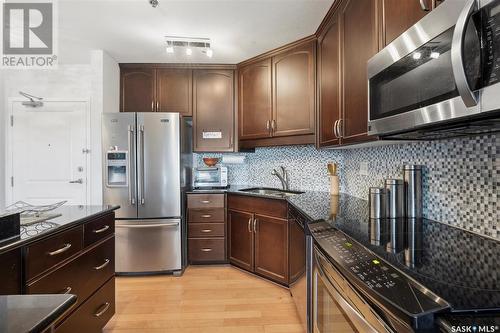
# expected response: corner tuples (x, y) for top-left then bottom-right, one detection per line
(0, 205), (119, 254)
(0, 294), (76, 333)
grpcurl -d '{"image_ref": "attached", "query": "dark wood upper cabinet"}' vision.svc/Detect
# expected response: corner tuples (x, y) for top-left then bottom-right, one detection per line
(340, 0), (380, 144)
(238, 59), (273, 140)
(382, 0), (430, 46)
(317, 9), (342, 147)
(120, 68), (155, 113)
(228, 209), (254, 272)
(253, 214), (288, 284)
(193, 69), (235, 152)
(272, 40), (316, 137)
(156, 68), (192, 116)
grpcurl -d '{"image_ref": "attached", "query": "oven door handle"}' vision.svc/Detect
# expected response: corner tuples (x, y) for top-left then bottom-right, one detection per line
(451, 0), (479, 107)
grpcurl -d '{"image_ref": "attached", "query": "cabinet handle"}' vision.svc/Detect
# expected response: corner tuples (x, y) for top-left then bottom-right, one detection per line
(419, 0), (430, 11)
(200, 200), (211, 204)
(201, 214), (212, 218)
(60, 286), (72, 294)
(201, 229), (212, 233)
(271, 119), (276, 132)
(337, 119), (343, 138)
(201, 248), (213, 252)
(248, 218), (252, 233)
(333, 120), (339, 138)
(253, 218), (258, 233)
(266, 120), (270, 131)
(93, 225), (110, 234)
(94, 302), (111, 317)
(156, 101), (159, 111)
(47, 243), (71, 256)
(151, 101), (154, 112)
(94, 259), (110, 271)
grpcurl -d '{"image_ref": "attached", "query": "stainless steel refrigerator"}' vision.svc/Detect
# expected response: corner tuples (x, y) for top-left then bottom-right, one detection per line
(102, 113), (192, 275)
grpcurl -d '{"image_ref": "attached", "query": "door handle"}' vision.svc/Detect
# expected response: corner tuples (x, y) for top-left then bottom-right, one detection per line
(266, 120), (270, 132)
(156, 101), (159, 112)
(337, 119), (343, 138)
(128, 125), (135, 205)
(94, 259), (111, 270)
(253, 218), (258, 233)
(151, 101), (154, 112)
(94, 302), (111, 317)
(419, 0), (430, 11)
(139, 125), (145, 205)
(333, 120), (339, 138)
(271, 119), (276, 132)
(93, 225), (110, 234)
(451, 0), (479, 107)
(47, 243), (72, 256)
(69, 178), (83, 184)
(116, 222), (179, 228)
(248, 218), (253, 233)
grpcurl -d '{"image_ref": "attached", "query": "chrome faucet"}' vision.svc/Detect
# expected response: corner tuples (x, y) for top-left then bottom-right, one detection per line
(272, 166), (289, 190)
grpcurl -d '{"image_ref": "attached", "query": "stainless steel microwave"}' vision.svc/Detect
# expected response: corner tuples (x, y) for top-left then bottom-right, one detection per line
(192, 166), (228, 189)
(368, 0), (500, 139)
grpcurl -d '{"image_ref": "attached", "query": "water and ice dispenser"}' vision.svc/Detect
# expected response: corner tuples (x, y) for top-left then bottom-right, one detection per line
(106, 150), (128, 187)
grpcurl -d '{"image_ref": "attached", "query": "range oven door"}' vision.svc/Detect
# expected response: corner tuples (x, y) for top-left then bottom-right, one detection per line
(312, 246), (392, 333)
(368, 0), (486, 136)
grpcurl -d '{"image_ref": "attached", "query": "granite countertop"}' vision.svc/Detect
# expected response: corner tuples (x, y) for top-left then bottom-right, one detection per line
(0, 294), (77, 333)
(0, 205), (119, 254)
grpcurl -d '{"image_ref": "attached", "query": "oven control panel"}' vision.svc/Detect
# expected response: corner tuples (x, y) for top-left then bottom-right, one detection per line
(309, 222), (449, 316)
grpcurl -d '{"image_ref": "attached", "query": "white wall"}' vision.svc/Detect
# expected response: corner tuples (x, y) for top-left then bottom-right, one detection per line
(1, 50), (119, 207)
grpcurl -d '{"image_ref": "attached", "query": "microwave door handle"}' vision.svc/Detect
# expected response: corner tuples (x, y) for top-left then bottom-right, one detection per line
(451, 0), (479, 107)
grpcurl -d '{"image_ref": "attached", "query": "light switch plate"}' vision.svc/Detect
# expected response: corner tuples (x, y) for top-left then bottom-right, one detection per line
(359, 162), (369, 176)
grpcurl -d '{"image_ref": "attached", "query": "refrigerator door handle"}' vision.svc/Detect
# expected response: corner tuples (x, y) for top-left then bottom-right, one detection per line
(138, 124), (145, 205)
(116, 222), (180, 228)
(128, 125), (136, 205)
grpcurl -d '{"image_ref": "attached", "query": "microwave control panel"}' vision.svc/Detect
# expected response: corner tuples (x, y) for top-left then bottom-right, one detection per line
(482, 1), (500, 87)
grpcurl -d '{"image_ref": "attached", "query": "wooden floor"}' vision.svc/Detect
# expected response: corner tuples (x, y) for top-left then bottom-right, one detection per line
(103, 265), (304, 333)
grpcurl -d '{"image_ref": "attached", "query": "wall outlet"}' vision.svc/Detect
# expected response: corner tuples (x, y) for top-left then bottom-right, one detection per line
(359, 162), (369, 176)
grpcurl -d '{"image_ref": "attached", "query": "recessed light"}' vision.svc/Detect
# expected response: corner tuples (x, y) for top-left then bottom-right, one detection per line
(412, 52), (422, 60)
(430, 52), (440, 59)
(186, 48), (192, 56)
(206, 48), (213, 58)
(166, 46), (174, 54)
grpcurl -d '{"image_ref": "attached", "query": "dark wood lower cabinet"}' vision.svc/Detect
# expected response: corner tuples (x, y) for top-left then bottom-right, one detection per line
(0, 248), (22, 295)
(254, 214), (288, 284)
(56, 277), (115, 333)
(227, 194), (294, 286)
(228, 209), (254, 271)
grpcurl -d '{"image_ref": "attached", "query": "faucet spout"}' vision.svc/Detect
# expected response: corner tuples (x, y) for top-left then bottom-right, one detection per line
(271, 166), (290, 190)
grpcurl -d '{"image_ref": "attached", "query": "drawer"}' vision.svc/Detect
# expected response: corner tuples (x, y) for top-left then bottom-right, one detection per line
(84, 213), (115, 247)
(187, 194), (225, 208)
(189, 238), (225, 262)
(56, 277), (115, 333)
(26, 226), (84, 280)
(27, 237), (115, 306)
(189, 223), (225, 238)
(227, 194), (288, 218)
(188, 208), (225, 223)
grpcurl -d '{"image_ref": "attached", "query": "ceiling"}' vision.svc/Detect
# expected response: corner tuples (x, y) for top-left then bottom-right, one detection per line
(57, 0), (333, 64)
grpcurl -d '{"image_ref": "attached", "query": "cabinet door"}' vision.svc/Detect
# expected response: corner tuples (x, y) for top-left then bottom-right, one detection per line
(382, 0), (430, 46)
(238, 59), (273, 140)
(272, 40), (315, 137)
(156, 68), (192, 116)
(341, 0), (380, 144)
(120, 68), (155, 112)
(0, 248), (22, 295)
(254, 214), (288, 284)
(193, 70), (234, 152)
(317, 11), (342, 147)
(228, 210), (254, 271)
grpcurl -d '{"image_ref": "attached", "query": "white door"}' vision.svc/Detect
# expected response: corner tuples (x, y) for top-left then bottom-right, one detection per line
(9, 101), (89, 205)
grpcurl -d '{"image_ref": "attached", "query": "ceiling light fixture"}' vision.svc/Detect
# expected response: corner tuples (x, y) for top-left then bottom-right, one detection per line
(149, 0), (159, 8)
(430, 51), (440, 59)
(164, 36), (213, 58)
(412, 52), (422, 60)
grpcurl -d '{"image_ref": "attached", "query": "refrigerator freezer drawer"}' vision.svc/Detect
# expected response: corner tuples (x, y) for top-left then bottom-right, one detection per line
(115, 219), (181, 274)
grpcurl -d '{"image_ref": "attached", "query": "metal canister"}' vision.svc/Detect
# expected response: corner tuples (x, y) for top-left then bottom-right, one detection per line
(385, 179), (404, 218)
(369, 187), (386, 219)
(404, 165), (423, 219)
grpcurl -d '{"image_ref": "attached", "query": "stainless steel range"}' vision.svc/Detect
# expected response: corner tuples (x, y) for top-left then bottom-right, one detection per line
(102, 113), (192, 275)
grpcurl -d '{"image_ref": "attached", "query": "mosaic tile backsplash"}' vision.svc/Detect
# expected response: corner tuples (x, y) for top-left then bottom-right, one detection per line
(194, 133), (499, 239)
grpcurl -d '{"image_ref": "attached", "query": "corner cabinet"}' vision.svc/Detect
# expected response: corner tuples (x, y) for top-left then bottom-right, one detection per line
(193, 69), (235, 152)
(238, 39), (316, 149)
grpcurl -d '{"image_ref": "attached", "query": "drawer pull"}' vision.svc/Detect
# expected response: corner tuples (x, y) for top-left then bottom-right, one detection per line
(93, 225), (110, 234)
(201, 229), (212, 233)
(94, 259), (110, 270)
(94, 302), (111, 317)
(60, 286), (72, 294)
(200, 200), (211, 204)
(48, 243), (72, 256)
(201, 248), (212, 252)
(201, 214), (212, 218)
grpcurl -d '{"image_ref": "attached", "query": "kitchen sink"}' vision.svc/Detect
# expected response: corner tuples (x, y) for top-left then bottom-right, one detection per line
(238, 187), (304, 198)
